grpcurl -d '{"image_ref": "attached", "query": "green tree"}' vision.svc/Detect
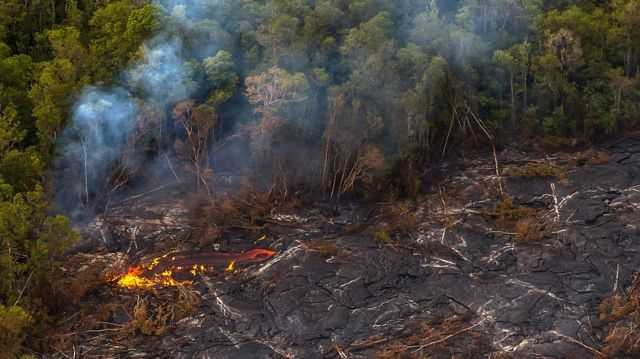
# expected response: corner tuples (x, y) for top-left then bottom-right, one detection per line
(89, 0), (160, 81)
(612, 0), (640, 77)
(494, 42), (531, 133)
(203, 50), (239, 107)
(341, 12), (393, 63)
(257, 13), (302, 66)
(0, 46), (33, 132)
(0, 304), (31, 358)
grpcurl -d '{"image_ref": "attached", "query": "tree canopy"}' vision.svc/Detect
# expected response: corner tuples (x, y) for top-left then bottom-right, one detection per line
(2, 0), (640, 355)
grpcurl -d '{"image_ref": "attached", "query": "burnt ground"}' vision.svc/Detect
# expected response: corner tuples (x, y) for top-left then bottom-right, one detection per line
(53, 136), (640, 358)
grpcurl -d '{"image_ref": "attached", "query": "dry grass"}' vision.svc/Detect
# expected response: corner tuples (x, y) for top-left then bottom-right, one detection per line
(58, 253), (128, 305)
(376, 316), (489, 359)
(597, 274), (640, 358)
(120, 297), (172, 336)
(503, 161), (565, 179)
(369, 201), (418, 244)
(186, 186), (279, 247)
(512, 217), (547, 241)
(486, 196), (549, 241)
(488, 353), (513, 359)
(49, 278), (202, 356)
(305, 240), (341, 258)
(120, 286), (201, 336)
(576, 149), (611, 166)
(67, 266), (107, 305)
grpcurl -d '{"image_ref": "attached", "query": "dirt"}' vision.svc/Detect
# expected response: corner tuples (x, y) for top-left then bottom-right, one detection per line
(54, 136), (640, 358)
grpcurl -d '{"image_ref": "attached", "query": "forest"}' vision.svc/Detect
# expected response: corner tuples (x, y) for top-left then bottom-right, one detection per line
(1, 0), (640, 356)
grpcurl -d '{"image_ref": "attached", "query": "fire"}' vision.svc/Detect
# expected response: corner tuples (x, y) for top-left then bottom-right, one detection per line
(116, 266), (185, 289)
(189, 264), (206, 276)
(116, 266), (158, 288)
(114, 248), (276, 289)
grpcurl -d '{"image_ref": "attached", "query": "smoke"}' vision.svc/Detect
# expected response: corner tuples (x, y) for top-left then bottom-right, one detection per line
(55, 87), (138, 220)
(70, 87), (138, 182)
(53, 0), (535, 219)
(126, 38), (197, 104)
(56, 0), (221, 219)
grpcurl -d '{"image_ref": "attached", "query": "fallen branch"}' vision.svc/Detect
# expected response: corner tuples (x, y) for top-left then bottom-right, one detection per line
(493, 145), (503, 196)
(549, 330), (605, 357)
(348, 337), (390, 351)
(334, 344), (349, 359)
(117, 184), (171, 205)
(550, 183), (560, 222)
(14, 271), (33, 306)
(409, 319), (487, 353)
(164, 153), (180, 181)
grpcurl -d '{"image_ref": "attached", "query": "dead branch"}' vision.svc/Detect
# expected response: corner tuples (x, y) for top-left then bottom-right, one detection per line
(117, 184), (171, 205)
(13, 271), (33, 306)
(493, 145), (503, 196)
(409, 319), (487, 353)
(550, 330), (605, 357)
(164, 153), (180, 181)
(550, 183), (560, 222)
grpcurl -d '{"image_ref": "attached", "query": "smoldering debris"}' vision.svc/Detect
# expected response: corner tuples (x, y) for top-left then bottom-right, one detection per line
(53, 138), (640, 358)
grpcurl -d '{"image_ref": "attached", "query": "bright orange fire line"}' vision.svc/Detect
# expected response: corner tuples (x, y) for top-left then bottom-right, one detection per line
(115, 249), (276, 289)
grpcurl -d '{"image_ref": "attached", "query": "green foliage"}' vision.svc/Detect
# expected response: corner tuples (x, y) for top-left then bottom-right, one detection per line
(0, 105), (25, 151)
(0, 186), (77, 300)
(29, 57), (82, 145)
(0, 49), (33, 132)
(1, 0), (640, 352)
(0, 185), (77, 353)
(0, 148), (43, 193)
(203, 50), (239, 106)
(89, 0), (160, 81)
(0, 304), (31, 357)
(341, 12), (393, 58)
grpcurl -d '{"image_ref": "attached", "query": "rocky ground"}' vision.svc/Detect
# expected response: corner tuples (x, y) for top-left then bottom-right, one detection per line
(54, 136), (640, 358)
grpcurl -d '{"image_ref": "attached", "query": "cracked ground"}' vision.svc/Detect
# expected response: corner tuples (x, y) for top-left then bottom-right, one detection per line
(57, 136), (640, 358)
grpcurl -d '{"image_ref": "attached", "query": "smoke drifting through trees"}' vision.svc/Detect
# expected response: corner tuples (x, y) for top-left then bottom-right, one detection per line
(56, 0), (228, 217)
(54, 0), (640, 218)
(3, 1), (640, 354)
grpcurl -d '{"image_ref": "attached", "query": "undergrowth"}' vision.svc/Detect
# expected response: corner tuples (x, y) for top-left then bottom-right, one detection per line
(376, 315), (491, 359)
(503, 161), (565, 179)
(370, 201), (418, 245)
(598, 274), (640, 358)
(486, 196), (548, 241)
(186, 186), (301, 248)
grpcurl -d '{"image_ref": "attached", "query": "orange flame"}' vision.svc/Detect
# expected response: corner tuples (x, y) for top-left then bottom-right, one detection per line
(115, 248), (276, 289)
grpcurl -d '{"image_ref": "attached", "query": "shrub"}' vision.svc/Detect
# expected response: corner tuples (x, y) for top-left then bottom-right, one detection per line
(487, 196), (548, 241)
(503, 161), (565, 178)
(598, 274), (640, 357)
(0, 185), (77, 355)
(370, 201), (418, 243)
(0, 304), (31, 357)
(122, 298), (171, 336)
(187, 187), (284, 247)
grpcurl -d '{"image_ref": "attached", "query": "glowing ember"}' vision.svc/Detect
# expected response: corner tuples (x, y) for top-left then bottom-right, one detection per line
(114, 248), (276, 289)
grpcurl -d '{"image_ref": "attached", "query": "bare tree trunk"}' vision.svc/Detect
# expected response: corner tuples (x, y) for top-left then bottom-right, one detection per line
(82, 140), (89, 206)
(522, 68), (528, 113)
(50, 0), (56, 24)
(615, 86), (622, 117)
(625, 47), (633, 78)
(510, 70), (516, 134)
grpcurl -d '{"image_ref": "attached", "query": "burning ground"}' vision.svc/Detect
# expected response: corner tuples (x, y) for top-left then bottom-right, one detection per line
(52, 136), (640, 358)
